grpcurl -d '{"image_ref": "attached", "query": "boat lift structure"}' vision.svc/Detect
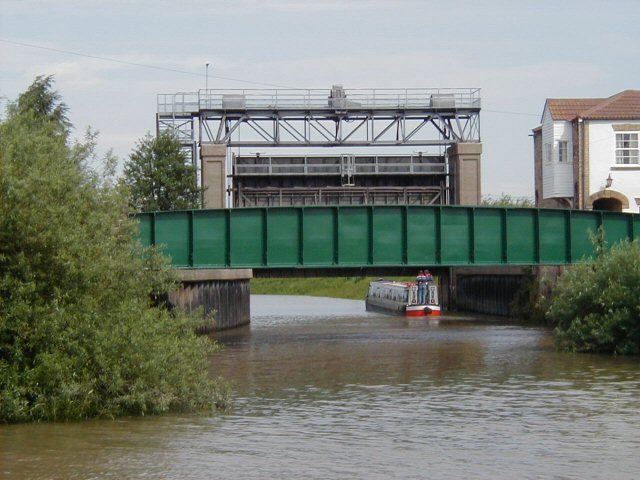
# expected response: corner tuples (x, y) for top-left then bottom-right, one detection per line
(156, 86), (482, 208)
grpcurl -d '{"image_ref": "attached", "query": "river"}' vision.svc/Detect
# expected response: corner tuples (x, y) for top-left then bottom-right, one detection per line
(2, 295), (640, 479)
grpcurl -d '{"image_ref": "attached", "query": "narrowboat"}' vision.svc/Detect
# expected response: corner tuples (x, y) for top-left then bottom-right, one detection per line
(365, 280), (441, 317)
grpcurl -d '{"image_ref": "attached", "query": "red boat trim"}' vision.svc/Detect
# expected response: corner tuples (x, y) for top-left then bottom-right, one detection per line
(405, 305), (442, 317)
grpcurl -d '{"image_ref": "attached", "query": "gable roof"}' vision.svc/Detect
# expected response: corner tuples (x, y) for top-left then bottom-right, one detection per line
(545, 98), (603, 121)
(544, 90), (640, 122)
(579, 90), (640, 119)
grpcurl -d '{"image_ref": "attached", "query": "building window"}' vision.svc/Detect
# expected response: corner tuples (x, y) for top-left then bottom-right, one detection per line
(558, 141), (568, 162)
(615, 132), (639, 164)
(545, 143), (552, 163)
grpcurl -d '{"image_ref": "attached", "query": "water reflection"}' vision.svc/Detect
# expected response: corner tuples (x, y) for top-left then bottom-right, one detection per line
(2, 295), (640, 479)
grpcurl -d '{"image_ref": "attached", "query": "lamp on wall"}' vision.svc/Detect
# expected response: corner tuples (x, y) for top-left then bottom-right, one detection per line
(605, 174), (613, 189)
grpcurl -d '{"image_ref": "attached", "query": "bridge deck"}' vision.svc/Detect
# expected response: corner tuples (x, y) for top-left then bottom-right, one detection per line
(136, 205), (640, 269)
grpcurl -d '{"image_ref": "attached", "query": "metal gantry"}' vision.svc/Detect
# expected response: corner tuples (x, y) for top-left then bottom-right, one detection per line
(157, 87), (481, 153)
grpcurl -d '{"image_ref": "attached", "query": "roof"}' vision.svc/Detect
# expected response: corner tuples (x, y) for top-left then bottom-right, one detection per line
(580, 90), (640, 119)
(545, 99), (603, 121)
(544, 90), (640, 122)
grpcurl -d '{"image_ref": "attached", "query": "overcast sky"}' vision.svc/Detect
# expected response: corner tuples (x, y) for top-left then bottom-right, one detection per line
(1, 0), (638, 197)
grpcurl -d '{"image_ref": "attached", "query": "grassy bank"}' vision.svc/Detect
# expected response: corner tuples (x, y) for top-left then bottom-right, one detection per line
(251, 276), (414, 300)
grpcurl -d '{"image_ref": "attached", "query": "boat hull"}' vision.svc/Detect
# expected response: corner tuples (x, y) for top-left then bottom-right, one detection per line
(365, 299), (441, 317)
(405, 305), (441, 317)
(365, 297), (405, 315)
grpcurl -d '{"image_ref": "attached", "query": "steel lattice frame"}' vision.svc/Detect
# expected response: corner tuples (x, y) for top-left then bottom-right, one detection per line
(156, 88), (481, 153)
(197, 109), (480, 147)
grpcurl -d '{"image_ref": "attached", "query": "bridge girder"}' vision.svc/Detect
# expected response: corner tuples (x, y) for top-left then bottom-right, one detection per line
(195, 109), (480, 147)
(136, 205), (640, 269)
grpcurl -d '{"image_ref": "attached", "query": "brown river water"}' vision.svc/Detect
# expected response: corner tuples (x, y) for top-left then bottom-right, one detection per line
(2, 295), (640, 479)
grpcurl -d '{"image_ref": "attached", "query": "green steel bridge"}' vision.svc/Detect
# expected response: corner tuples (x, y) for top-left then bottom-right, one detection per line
(136, 205), (640, 270)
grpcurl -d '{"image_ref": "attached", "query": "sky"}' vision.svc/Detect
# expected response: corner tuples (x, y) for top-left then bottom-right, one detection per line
(1, 0), (639, 197)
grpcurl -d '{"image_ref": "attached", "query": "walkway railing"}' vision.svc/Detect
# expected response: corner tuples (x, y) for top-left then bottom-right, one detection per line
(233, 154), (447, 176)
(157, 88), (481, 116)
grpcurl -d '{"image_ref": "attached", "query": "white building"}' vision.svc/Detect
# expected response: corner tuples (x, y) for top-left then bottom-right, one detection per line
(533, 90), (640, 212)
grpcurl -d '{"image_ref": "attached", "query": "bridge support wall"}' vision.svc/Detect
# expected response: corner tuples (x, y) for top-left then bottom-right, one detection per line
(169, 269), (252, 331)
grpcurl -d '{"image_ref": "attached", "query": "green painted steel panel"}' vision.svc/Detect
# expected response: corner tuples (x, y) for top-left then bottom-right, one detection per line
(441, 208), (471, 264)
(267, 208), (300, 265)
(507, 210), (536, 263)
(338, 207), (369, 265)
(571, 211), (599, 261)
(155, 212), (190, 267)
(230, 209), (264, 266)
(136, 214), (153, 247)
(602, 213), (631, 245)
(302, 208), (336, 265)
(193, 210), (227, 267)
(406, 207), (437, 265)
(473, 209), (503, 264)
(539, 210), (567, 263)
(372, 207), (403, 264)
(136, 206), (640, 269)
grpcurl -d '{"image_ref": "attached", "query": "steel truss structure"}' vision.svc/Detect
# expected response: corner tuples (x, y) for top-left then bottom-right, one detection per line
(234, 186), (445, 207)
(157, 88), (481, 153)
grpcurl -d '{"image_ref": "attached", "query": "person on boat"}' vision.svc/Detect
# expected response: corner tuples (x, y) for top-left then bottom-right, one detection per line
(424, 270), (434, 283)
(416, 270), (427, 305)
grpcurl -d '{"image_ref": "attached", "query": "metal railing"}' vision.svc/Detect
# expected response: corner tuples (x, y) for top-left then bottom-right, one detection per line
(157, 88), (481, 116)
(233, 154), (447, 176)
(234, 186), (444, 207)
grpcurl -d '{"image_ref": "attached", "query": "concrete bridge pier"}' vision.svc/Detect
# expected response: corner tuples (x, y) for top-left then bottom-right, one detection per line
(169, 269), (252, 332)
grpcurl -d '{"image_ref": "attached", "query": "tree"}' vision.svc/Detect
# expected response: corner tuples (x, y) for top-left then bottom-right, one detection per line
(6, 75), (71, 139)
(0, 77), (228, 422)
(123, 132), (202, 211)
(549, 238), (640, 355)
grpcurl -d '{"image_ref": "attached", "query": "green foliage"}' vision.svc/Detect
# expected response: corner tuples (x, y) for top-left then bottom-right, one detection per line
(6, 75), (70, 139)
(510, 267), (546, 323)
(0, 77), (228, 423)
(549, 239), (640, 355)
(481, 193), (534, 208)
(509, 266), (557, 324)
(123, 132), (202, 212)
(251, 276), (415, 300)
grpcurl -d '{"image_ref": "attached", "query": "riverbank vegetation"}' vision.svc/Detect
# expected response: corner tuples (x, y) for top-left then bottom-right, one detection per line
(481, 193), (534, 207)
(0, 77), (228, 423)
(548, 239), (640, 355)
(251, 276), (414, 300)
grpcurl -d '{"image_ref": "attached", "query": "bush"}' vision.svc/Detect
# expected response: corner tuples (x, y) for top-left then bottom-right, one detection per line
(0, 77), (229, 422)
(481, 193), (534, 207)
(549, 239), (640, 355)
